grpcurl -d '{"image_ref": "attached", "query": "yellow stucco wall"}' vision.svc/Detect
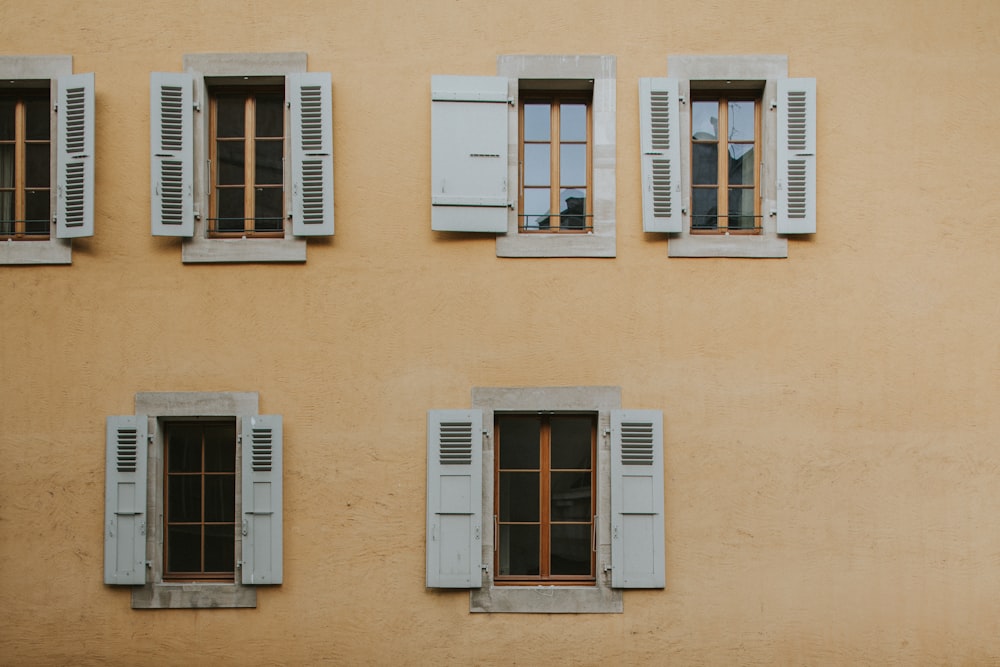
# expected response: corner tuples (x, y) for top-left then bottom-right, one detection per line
(2, 0), (1000, 663)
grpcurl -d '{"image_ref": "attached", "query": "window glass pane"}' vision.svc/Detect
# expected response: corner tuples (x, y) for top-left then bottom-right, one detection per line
(559, 144), (586, 186)
(0, 100), (14, 140)
(728, 188), (756, 229)
(253, 188), (283, 230)
(692, 142), (718, 185)
(692, 188), (718, 229)
(692, 101), (719, 140)
(728, 101), (755, 141)
(498, 416), (540, 468)
(498, 472), (539, 522)
(558, 189), (586, 229)
(217, 141), (244, 186)
(550, 524), (591, 575)
(728, 144), (755, 186)
(523, 144), (550, 186)
(0, 192), (12, 227)
(523, 104), (550, 141)
(215, 96), (245, 138)
(203, 424), (236, 472)
(204, 475), (235, 522)
(560, 103), (587, 142)
(216, 188), (245, 231)
(0, 144), (14, 188)
(168, 476), (202, 523)
(550, 472), (591, 521)
(25, 143), (49, 188)
(522, 189), (550, 229)
(24, 190), (49, 231)
(168, 426), (202, 472)
(204, 525), (234, 573)
(255, 93), (283, 138)
(255, 140), (283, 185)
(499, 525), (539, 576)
(167, 525), (201, 572)
(551, 416), (592, 468)
(25, 99), (50, 140)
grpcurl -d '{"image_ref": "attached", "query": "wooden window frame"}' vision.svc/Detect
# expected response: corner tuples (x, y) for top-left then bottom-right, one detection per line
(494, 413), (596, 585)
(163, 420), (237, 583)
(208, 86), (285, 239)
(690, 92), (761, 235)
(0, 90), (50, 241)
(518, 93), (593, 233)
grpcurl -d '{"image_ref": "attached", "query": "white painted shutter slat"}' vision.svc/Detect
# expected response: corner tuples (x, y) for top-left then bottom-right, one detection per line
(104, 415), (148, 585)
(56, 73), (95, 238)
(241, 415), (283, 585)
(611, 409), (665, 588)
(150, 72), (194, 237)
(431, 75), (508, 232)
(777, 78), (817, 234)
(426, 409), (483, 588)
(639, 78), (682, 233)
(288, 72), (334, 236)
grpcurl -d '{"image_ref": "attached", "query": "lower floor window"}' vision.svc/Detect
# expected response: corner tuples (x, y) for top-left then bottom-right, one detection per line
(164, 421), (236, 581)
(495, 413), (595, 583)
(0, 90), (50, 240)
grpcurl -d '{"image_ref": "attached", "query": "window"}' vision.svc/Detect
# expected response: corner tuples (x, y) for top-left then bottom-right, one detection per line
(104, 392), (282, 609)
(431, 55), (616, 257)
(150, 53), (333, 263)
(519, 93), (592, 232)
(0, 56), (94, 265)
(426, 387), (664, 614)
(495, 414), (596, 583)
(640, 56), (816, 258)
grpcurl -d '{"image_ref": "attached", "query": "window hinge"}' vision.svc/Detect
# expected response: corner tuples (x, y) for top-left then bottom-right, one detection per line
(770, 100), (777, 110)
(145, 561), (152, 569)
(237, 560), (243, 569)
(507, 97), (514, 106)
(193, 101), (201, 112)
(679, 95), (686, 104)
(769, 208), (777, 217)
(603, 426), (611, 437)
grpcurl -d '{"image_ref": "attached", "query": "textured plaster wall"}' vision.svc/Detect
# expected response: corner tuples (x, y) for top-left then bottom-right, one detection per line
(1, 0), (999, 664)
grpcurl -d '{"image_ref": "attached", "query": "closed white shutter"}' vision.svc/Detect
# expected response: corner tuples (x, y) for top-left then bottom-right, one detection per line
(150, 72), (194, 237)
(56, 73), (95, 238)
(610, 409), (665, 589)
(241, 415), (283, 585)
(288, 72), (334, 236)
(639, 78), (682, 233)
(104, 415), (148, 585)
(431, 75), (508, 232)
(426, 409), (483, 588)
(777, 78), (817, 234)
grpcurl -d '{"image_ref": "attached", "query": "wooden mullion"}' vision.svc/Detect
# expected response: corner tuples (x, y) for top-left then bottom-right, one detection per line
(539, 417), (551, 579)
(717, 99), (729, 229)
(244, 96), (255, 235)
(14, 99), (25, 237)
(549, 102), (560, 231)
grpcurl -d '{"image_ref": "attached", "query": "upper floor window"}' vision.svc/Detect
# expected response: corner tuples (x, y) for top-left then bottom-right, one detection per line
(0, 90), (51, 240)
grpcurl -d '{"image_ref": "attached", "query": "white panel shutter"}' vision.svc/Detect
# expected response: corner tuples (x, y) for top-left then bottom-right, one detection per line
(610, 409), (665, 589)
(241, 415), (283, 585)
(150, 72), (194, 237)
(288, 72), (334, 236)
(56, 73), (95, 238)
(104, 415), (148, 585)
(431, 75), (508, 232)
(426, 409), (483, 588)
(639, 78), (682, 233)
(777, 78), (817, 234)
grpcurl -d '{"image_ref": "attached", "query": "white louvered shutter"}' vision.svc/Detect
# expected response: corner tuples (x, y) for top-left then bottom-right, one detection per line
(426, 409), (483, 588)
(241, 415), (283, 585)
(430, 75), (508, 232)
(150, 72), (194, 237)
(777, 78), (817, 234)
(610, 410), (665, 589)
(288, 72), (334, 236)
(639, 78), (682, 233)
(104, 415), (148, 585)
(56, 73), (95, 238)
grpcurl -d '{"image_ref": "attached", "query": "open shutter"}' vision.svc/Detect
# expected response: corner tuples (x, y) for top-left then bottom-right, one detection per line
(431, 75), (508, 232)
(56, 72), (95, 238)
(150, 72), (194, 237)
(104, 416), (148, 585)
(639, 78), (682, 233)
(611, 409), (665, 588)
(426, 409), (483, 588)
(777, 78), (817, 234)
(241, 415), (283, 585)
(288, 72), (334, 236)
